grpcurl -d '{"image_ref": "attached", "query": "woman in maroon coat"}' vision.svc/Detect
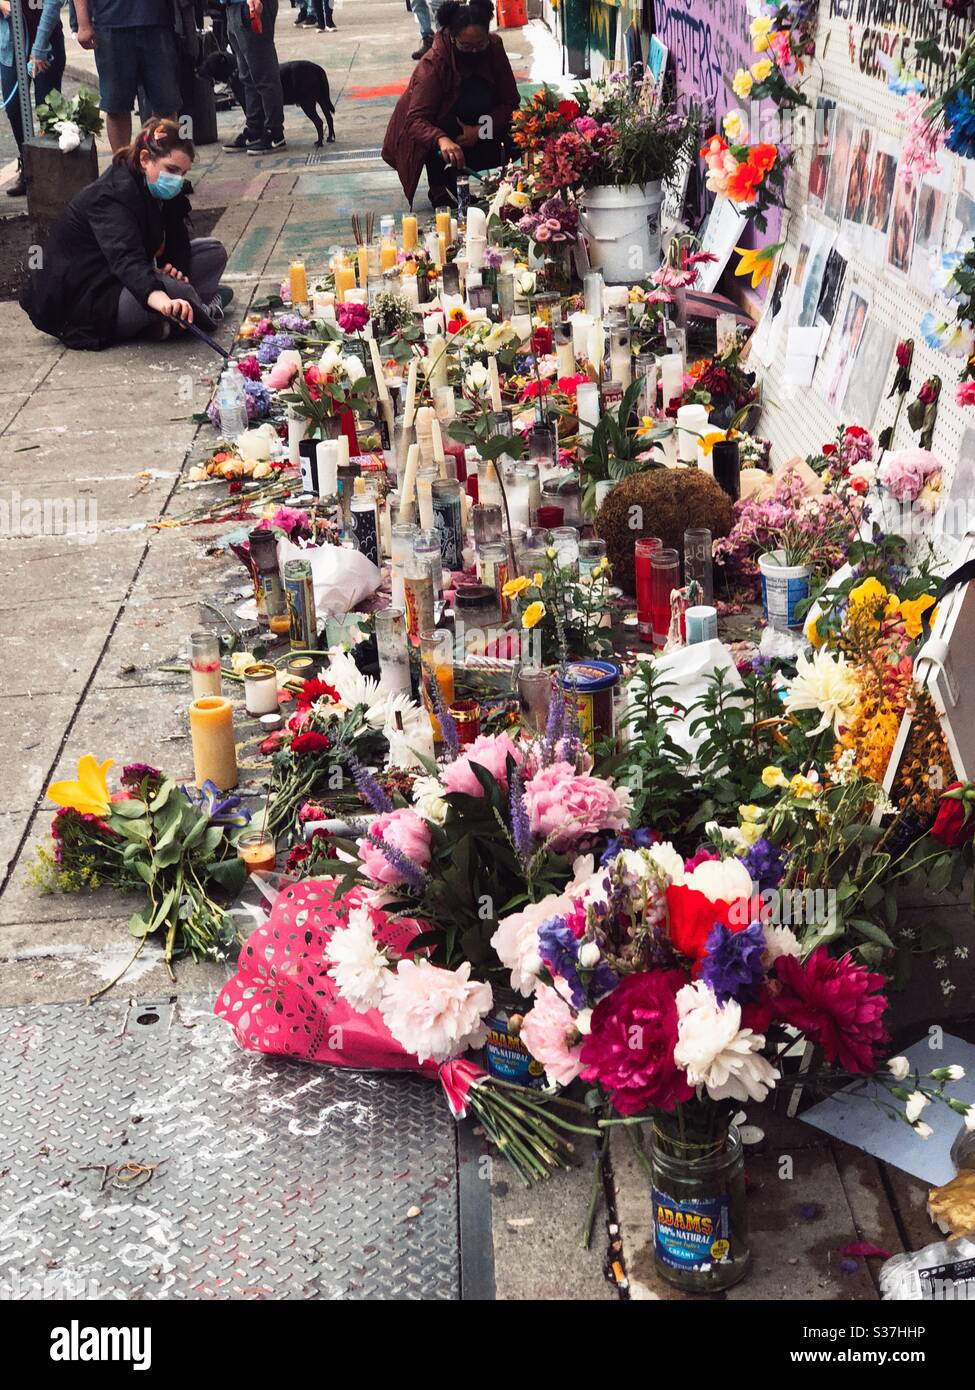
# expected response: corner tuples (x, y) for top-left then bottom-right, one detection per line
(382, 0), (519, 208)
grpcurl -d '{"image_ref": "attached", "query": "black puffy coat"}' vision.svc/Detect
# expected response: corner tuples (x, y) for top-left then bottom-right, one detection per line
(20, 160), (194, 351)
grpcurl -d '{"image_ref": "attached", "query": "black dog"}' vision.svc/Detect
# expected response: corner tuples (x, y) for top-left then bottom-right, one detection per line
(199, 52), (336, 145)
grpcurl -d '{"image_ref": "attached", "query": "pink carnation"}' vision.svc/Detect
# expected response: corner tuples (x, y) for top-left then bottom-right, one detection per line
(521, 984), (584, 1086)
(957, 381), (975, 407)
(357, 807), (432, 887)
(441, 733), (524, 797)
(522, 761), (631, 851)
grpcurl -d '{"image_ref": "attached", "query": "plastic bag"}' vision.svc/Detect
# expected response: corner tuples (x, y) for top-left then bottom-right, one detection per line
(880, 1234), (975, 1300)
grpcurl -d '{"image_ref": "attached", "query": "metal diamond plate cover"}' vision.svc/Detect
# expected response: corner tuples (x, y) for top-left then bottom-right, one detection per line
(0, 996), (462, 1300)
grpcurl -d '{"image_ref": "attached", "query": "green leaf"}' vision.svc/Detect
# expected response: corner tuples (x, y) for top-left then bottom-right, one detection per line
(152, 840), (183, 870)
(111, 799), (148, 819)
(207, 857), (247, 894)
(848, 918), (895, 950)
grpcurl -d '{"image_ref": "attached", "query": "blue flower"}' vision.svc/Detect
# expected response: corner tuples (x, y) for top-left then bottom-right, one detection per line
(537, 915), (617, 1007)
(741, 836), (787, 892)
(700, 921), (766, 1006)
(920, 311), (948, 351)
(945, 90), (975, 160)
(600, 827), (656, 865)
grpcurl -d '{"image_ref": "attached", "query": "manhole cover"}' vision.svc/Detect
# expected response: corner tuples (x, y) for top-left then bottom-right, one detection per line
(305, 147), (383, 166)
(0, 996), (471, 1300)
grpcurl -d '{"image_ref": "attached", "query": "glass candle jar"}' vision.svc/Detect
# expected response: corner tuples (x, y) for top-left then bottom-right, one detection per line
(390, 522), (418, 610)
(579, 537), (607, 579)
(413, 528), (444, 597)
(375, 607), (411, 694)
(518, 666), (552, 733)
(551, 526), (580, 573)
(472, 503), (503, 549)
(535, 504), (563, 530)
(454, 583), (502, 654)
(190, 631), (222, 699)
(650, 1124), (750, 1293)
(243, 662), (280, 717)
(712, 439), (741, 502)
(683, 527), (714, 605)
(420, 628), (455, 741)
(404, 551), (436, 643)
(634, 537), (663, 641)
(651, 547), (680, 649)
(448, 698), (480, 746)
(238, 831), (277, 877)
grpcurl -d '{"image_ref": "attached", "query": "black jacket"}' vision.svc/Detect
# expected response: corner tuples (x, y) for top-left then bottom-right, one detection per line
(20, 161), (194, 351)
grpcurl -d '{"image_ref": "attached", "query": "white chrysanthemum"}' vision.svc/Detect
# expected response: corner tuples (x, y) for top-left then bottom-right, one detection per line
(674, 981), (778, 1104)
(763, 924), (802, 964)
(327, 650), (425, 737)
(411, 775), (449, 826)
(379, 958), (493, 1064)
(327, 906), (389, 1012)
(784, 648), (859, 736)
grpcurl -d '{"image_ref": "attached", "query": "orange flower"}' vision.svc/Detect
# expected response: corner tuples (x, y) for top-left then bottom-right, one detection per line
(726, 160), (762, 203)
(749, 143), (778, 174)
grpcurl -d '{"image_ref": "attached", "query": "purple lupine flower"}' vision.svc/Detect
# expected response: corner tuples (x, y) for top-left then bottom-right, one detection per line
(700, 921), (767, 1006)
(557, 673), (583, 764)
(368, 832), (428, 893)
(425, 673), (459, 758)
(509, 763), (534, 862)
(541, 675), (564, 765)
(538, 913), (618, 1008)
(599, 827), (656, 866)
(347, 754), (393, 814)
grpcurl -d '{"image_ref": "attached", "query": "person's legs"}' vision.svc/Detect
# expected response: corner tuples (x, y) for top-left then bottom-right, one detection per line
(412, 0), (434, 37)
(0, 62), (24, 153)
(115, 272), (209, 342)
(230, 0), (285, 144)
(137, 26), (181, 118)
(34, 24), (67, 109)
(226, 5), (266, 141)
(188, 238), (229, 303)
(92, 28), (139, 152)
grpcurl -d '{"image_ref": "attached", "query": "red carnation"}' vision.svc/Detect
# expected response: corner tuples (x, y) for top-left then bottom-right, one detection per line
(296, 677), (340, 710)
(822, 442), (837, 456)
(772, 949), (889, 1074)
(557, 98), (580, 121)
(579, 971), (694, 1115)
(931, 782), (975, 848)
(290, 731), (331, 756)
(896, 340), (913, 369)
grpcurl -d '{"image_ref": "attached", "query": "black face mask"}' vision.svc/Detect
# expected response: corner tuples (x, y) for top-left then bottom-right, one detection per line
(455, 46), (485, 70)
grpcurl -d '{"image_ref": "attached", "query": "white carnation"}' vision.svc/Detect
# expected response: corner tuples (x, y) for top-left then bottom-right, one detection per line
(763, 924), (802, 964)
(327, 905), (389, 1012)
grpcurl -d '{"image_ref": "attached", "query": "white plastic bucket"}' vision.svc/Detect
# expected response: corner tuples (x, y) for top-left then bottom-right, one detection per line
(758, 551), (812, 631)
(582, 182), (663, 284)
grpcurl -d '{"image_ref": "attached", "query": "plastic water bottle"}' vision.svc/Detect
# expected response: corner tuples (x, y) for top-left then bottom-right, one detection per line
(215, 367), (247, 437)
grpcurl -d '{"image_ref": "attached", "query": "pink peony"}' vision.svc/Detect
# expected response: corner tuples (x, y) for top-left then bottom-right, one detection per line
(580, 971), (694, 1115)
(357, 807), (432, 887)
(521, 984), (584, 1086)
(490, 889), (575, 994)
(522, 761), (631, 851)
(772, 948), (889, 1074)
(441, 733), (524, 798)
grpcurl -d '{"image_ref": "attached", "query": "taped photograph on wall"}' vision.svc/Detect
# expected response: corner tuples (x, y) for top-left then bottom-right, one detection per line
(887, 163), (918, 277)
(825, 109), (855, 224)
(843, 125), (873, 241)
(796, 219), (834, 327)
(820, 285), (870, 414)
(807, 96), (835, 209)
(863, 134), (899, 263)
(817, 245), (848, 328)
(843, 316), (896, 428)
(910, 167), (951, 295)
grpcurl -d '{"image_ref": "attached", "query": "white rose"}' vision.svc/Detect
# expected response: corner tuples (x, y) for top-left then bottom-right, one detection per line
(465, 362), (490, 393)
(886, 1055), (911, 1081)
(343, 354), (366, 383)
(516, 270), (536, 295)
(56, 119), (81, 152)
(319, 343), (343, 373)
(578, 942), (601, 968)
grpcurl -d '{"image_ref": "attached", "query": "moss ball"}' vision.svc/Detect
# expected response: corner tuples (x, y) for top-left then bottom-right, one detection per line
(595, 469), (735, 596)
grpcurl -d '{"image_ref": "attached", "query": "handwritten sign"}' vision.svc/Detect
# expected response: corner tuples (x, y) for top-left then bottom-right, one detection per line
(653, 0), (755, 120)
(827, 0), (970, 90)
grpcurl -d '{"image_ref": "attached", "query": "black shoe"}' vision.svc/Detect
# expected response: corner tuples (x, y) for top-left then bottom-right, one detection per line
(324, 19), (337, 29)
(295, 12), (314, 22)
(428, 184), (456, 209)
(412, 35), (433, 59)
(5, 165), (26, 197)
(270, 134), (287, 151)
(222, 130), (259, 152)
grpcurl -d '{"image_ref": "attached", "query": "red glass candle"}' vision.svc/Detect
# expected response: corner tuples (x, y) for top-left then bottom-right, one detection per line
(634, 537), (663, 641)
(651, 547), (680, 648)
(536, 504), (564, 529)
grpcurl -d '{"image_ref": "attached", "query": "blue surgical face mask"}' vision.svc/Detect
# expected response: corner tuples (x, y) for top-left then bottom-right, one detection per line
(147, 171), (185, 201)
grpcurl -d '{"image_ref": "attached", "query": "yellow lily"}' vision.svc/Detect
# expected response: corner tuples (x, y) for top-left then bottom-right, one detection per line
(900, 595), (937, 640)
(733, 242), (783, 289)
(48, 755), (114, 817)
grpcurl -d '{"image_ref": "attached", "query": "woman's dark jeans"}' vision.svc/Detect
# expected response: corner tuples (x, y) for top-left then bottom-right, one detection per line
(0, 22), (67, 154)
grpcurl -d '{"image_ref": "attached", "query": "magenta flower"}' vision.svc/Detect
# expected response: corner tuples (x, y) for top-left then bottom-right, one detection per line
(337, 301), (369, 334)
(580, 971), (694, 1115)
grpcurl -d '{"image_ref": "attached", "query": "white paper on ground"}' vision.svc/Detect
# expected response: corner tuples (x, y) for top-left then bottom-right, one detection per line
(621, 639), (744, 764)
(277, 538), (381, 618)
(802, 1035), (975, 1185)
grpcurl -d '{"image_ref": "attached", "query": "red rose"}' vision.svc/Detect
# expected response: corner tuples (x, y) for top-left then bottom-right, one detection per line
(291, 731), (331, 756)
(896, 341), (913, 369)
(918, 382), (936, 405)
(531, 325), (553, 356)
(931, 782), (975, 848)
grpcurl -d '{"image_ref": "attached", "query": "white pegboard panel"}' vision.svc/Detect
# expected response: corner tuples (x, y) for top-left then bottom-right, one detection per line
(752, 1), (975, 515)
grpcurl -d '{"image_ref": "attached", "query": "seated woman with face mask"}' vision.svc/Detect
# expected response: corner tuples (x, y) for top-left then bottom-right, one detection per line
(21, 117), (232, 350)
(382, 0), (519, 208)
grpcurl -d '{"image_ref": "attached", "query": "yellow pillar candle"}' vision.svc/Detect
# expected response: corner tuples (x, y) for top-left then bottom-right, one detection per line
(334, 266), (356, 304)
(402, 214), (418, 252)
(436, 209), (452, 247)
(357, 245), (370, 287)
(380, 242), (398, 271)
(437, 233), (447, 269)
(289, 259), (308, 305)
(189, 696), (238, 791)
